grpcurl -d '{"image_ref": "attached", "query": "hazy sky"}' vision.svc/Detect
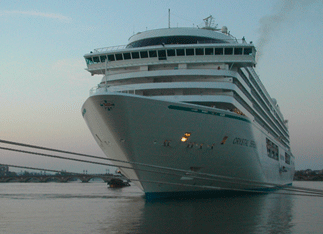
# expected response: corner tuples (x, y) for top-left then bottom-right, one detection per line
(1, 0), (322, 173)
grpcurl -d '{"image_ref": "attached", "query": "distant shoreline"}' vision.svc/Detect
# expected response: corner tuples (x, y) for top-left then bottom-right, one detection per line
(293, 177), (323, 181)
(294, 169), (323, 181)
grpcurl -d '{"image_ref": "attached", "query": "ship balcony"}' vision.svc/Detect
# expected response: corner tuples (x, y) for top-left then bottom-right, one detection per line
(89, 85), (251, 121)
(90, 81), (242, 96)
(88, 82), (253, 120)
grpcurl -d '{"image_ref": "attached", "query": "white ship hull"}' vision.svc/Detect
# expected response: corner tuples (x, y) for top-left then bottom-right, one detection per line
(82, 93), (294, 198)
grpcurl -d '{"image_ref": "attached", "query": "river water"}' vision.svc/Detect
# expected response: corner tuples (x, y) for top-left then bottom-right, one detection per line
(0, 181), (322, 234)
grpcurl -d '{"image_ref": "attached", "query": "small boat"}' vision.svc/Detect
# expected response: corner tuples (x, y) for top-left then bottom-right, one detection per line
(108, 178), (131, 188)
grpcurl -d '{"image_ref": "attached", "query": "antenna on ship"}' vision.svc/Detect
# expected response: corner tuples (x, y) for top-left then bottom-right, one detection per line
(204, 15), (213, 27)
(168, 9), (170, 28)
(202, 15), (218, 31)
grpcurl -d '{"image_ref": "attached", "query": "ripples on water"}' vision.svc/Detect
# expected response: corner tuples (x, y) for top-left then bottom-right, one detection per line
(0, 181), (322, 234)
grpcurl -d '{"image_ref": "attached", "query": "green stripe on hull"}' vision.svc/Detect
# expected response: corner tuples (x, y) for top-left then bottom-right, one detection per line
(168, 105), (251, 123)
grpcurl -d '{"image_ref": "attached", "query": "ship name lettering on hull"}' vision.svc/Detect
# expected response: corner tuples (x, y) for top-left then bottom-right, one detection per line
(233, 138), (256, 148)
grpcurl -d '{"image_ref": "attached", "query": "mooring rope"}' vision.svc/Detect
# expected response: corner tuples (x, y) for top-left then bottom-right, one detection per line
(3, 162), (323, 198)
(1, 146), (278, 191)
(1, 139), (323, 197)
(2, 163), (323, 198)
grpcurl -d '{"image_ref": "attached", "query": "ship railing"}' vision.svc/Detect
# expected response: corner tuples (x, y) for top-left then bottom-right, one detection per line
(248, 67), (280, 115)
(248, 67), (287, 129)
(90, 86), (139, 96)
(91, 39), (251, 53)
(89, 85), (238, 98)
(89, 85), (117, 96)
(89, 86), (102, 96)
(248, 67), (270, 99)
(93, 45), (127, 53)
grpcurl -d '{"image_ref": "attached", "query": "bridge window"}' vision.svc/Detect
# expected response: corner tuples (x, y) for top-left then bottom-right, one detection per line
(85, 57), (94, 65)
(132, 52), (140, 59)
(186, 48), (194, 56)
(195, 48), (204, 55)
(285, 153), (291, 165)
(123, 53), (131, 60)
(115, 53), (123, 60)
(234, 48), (243, 55)
(244, 47), (252, 55)
(214, 48), (223, 55)
(140, 51), (148, 58)
(177, 49), (185, 56)
(149, 50), (157, 57)
(225, 48), (233, 55)
(89, 45), (255, 66)
(158, 50), (166, 60)
(100, 55), (107, 63)
(93, 56), (100, 63)
(266, 138), (279, 160)
(205, 48), (214, 55)
(167, 49), (175, 56)
(108, 54), (115, 61)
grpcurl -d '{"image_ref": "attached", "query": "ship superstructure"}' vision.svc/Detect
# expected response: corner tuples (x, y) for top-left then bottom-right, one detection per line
(82, 17), (295, 198)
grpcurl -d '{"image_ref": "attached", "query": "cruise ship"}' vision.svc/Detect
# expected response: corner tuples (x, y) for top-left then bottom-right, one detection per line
(82, 16), (295, 198)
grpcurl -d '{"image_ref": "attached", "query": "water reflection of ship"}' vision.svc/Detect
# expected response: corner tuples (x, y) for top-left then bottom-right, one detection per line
(103, 191), (294, 233)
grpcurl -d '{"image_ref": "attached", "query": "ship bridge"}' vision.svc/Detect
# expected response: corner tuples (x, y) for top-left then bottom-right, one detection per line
(84, 42), (256, 76)
(84, 24), (255, 76)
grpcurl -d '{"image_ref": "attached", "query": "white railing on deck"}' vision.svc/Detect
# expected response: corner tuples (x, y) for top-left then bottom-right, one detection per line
(89, 86), (106, 96)
(91, 39), (252, 53)
(93, 45), (127, 53)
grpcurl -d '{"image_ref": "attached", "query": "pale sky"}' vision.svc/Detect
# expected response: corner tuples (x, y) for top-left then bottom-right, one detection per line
(1, 0), (322, 173)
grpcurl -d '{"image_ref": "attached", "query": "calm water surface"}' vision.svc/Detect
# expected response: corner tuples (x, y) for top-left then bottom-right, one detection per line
(0, 181), (322, 234)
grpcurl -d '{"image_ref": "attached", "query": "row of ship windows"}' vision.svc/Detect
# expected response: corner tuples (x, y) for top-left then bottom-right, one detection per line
(86, 47), (253, 65)
(266, 138), (291, 164)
